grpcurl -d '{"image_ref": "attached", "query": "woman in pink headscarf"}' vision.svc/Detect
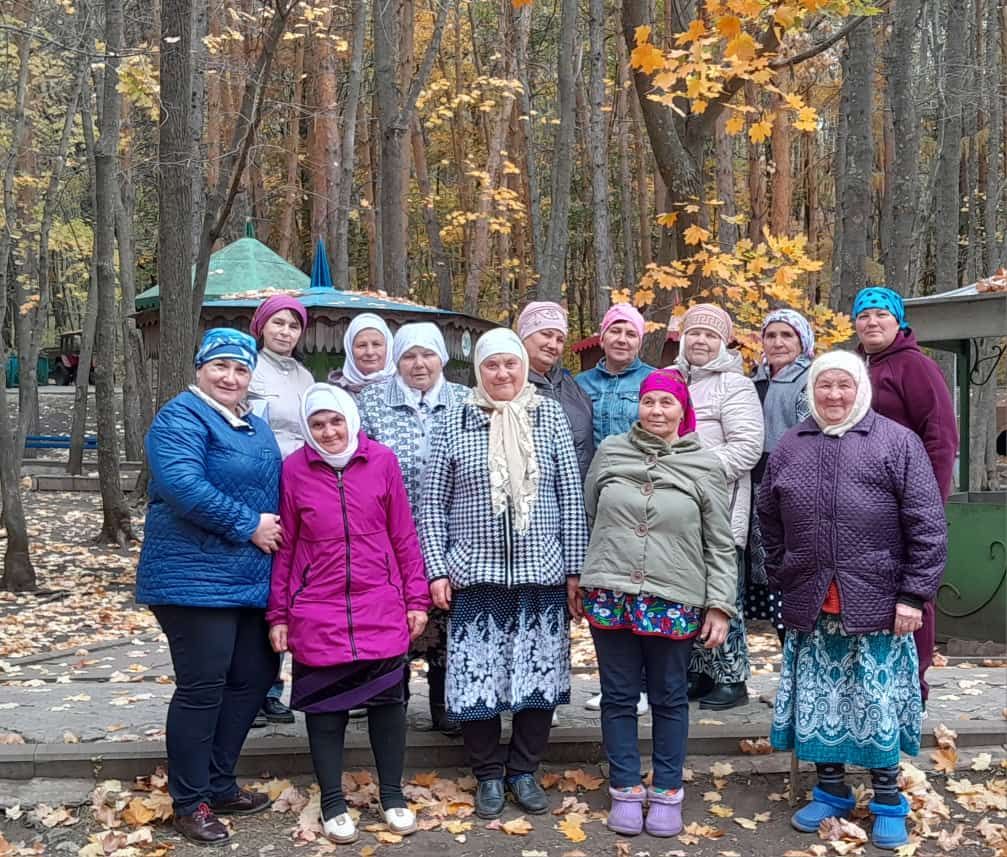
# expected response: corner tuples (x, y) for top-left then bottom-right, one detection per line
(574, 369), (736, 838)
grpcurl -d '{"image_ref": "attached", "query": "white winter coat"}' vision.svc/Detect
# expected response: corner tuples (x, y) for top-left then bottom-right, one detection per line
(674, 348), (764, 546)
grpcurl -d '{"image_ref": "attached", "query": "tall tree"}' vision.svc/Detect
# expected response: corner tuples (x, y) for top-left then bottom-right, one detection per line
(538, 0), (578, 301)
(93, 0), (133, 545)
(586, 0), (615, 312)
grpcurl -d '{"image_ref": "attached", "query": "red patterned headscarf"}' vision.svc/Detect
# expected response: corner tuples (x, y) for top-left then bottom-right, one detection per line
(639, 369), (696, 437)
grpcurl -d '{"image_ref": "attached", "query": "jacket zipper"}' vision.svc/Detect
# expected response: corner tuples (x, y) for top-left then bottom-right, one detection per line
(290, 563), (310, 608)
(336, 471), (358, 659)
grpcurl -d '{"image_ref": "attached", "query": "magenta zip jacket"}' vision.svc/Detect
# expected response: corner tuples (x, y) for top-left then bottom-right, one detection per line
(267, 431), (432, 667)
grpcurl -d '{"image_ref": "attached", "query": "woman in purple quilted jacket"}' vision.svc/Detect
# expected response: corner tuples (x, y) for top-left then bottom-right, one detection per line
(757, 351), (946, 851)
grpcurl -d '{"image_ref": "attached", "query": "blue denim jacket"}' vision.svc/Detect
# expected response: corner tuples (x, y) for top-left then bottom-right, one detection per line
(575, 357), (656, 447)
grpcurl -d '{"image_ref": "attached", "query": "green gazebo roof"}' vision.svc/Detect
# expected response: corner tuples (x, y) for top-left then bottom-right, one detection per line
(135, 235), (310, 311)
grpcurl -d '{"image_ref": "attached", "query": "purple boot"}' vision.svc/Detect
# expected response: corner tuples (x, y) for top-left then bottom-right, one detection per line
(646, 786), (684, 837)
(607, 786), (645, 835)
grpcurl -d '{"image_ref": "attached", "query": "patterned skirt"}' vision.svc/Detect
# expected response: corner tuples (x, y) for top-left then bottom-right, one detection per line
(690, 548), (750, 684)
(446, 584), (570, 721)
(290, 656), (406, 714)
(770, 614), (923, 769)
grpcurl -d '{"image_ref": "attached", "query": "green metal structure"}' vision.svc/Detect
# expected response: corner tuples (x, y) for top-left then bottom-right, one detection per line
(904, 285), (1007, 644)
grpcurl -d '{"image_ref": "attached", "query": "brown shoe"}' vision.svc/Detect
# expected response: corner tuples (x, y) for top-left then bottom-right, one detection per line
(173, 803), (229, 847)
(210, 788), (272, 816)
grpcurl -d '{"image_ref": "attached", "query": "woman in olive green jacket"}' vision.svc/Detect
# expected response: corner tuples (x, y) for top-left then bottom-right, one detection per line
(572, 369), (736, 839)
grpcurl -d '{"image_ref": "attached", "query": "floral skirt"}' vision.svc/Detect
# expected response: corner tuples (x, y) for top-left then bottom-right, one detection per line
(770, 614), (923, 769)
(690, 548), (749, 684)
(446, 584), (570, 721)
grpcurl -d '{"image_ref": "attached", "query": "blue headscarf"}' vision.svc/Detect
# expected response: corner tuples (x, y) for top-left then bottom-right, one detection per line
(761, 308), (815, 359)
(852, 286), (908, 329)
(194, 328), (258, 370)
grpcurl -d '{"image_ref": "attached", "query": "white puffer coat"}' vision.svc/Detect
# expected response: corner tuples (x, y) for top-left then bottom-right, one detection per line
(674, 348), (764, 546)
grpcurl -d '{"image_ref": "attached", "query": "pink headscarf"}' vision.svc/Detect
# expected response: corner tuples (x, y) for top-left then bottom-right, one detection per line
(250, 295), (309, 339)
(639, 369), (696, 437)
(601, 303), (645, 339)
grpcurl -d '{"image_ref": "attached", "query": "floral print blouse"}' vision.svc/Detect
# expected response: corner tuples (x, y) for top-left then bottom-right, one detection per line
(584, 588), (702, 640)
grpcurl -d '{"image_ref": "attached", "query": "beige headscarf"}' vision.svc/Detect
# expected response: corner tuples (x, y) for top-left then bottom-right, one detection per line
(469, 328), (541, 535)
(807, 351), (873, 437)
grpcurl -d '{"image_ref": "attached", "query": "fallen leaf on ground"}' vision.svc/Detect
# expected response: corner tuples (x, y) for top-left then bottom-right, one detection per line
(710, 761), (734, 778)
(970, 751), (992, 771)
(559, 769), (604, 792)
(931, 746), (958, 774)
(739, 737), (773, 755)
(933, 723), (958, 749)
(412, 771), (439, 787)
(936, 824), (964, 851)
(734, 817), (758, 830)
(709, 804), (734, 818)
(557, 813), (588, 842)
(540, 772), (562, 790)
(442, 820), (472, 834)
(818, 816), (868, 843)
(702, 791), (722, 802)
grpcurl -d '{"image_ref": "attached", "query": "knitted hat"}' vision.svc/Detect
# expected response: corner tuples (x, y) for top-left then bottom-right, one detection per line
(600, 303), (645, 339)
(681, 303), (733, 343)
(517, 301), (569, 340)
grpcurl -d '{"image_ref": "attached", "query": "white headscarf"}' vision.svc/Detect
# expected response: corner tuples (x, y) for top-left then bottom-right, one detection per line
(807, 351), (873, 437)
(469, 328), (541, 535)
(300, 382), (361, 468)
(392, 321), (450, 367)
(341, 313), (395, 389)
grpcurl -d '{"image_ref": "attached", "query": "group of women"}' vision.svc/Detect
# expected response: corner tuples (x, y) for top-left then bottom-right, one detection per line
(136, 284), (954, 850)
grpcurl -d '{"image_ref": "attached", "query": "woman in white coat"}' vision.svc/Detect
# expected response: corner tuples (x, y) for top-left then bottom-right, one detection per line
(673, 304), (764, 710)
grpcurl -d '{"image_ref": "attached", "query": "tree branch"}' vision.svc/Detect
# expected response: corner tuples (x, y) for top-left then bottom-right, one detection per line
(399, 0), (450, 126)
(770, 15), (869, 69)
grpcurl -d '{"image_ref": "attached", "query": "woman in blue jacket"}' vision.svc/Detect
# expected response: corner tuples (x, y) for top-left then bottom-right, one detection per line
(136, 329), (283, 847)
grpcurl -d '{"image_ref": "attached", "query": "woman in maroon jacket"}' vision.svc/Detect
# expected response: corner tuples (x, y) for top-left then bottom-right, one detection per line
(758, 351), (946, 851)
(853, 286), (958, 702)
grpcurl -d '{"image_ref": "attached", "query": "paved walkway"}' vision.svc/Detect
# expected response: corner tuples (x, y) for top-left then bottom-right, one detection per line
(1, 628), (1004, 780)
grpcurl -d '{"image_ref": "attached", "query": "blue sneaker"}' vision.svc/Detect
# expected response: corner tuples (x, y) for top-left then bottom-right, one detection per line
(869, 795), (910, 850)
(792, 786), (856, 833)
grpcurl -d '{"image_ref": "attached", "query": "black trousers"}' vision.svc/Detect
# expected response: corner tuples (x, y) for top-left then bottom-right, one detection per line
(461, 709), (554, 781)
(152, 605), (278, 816)
(306, 704), (408, 819)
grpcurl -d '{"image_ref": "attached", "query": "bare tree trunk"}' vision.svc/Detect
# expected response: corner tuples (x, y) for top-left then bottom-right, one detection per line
(934, 0), (967, 292)
(411, 119), (454, 309)
(275, 37), (304, 261)
(514, 6), (543, 269)
(882, 0), (924, 294)
(374, 0), (449, 296)
(157, 0), (194, 404)
(0, 4), (36, 591)
(191, 0), (208, 259)
(615, 38), (637, 290)
(836, 21), (874, 308)
(715, 112), (740, 249)
(746, 84), (768, 243)
(69, 92), (100, 476)
(332, 0), (367, 290)
(361, 96), (382, 291)
(94, 0), (133, 545)
(538, 0), (578, 301)
(770, 87), (793, 235)
(587, 0), (614, 310)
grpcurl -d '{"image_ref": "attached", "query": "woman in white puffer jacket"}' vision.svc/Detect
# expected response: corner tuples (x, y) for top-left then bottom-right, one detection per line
(673, 304), (764, 711)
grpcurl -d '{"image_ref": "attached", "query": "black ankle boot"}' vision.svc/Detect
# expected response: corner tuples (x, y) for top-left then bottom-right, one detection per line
(699, 682), (749, 710)
(686, 671), (714, 701)
(427, 666), (461, 736)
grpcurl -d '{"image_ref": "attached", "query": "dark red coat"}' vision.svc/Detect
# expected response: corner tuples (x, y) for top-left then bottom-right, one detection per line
(858, 330), (959, 501)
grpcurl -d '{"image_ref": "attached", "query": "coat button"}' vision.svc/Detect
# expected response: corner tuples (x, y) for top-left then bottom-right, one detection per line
(635, 523), (648, 537)
(645, 455), (657, 465)
(641, 483), (654, 496)
(630, 569), (645, 583)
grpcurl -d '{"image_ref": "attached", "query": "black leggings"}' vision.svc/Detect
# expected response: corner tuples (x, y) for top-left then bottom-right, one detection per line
(305, 704), (407, 819)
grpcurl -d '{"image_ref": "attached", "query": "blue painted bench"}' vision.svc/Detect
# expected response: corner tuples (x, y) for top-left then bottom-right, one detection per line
(25, 434), (98, 450)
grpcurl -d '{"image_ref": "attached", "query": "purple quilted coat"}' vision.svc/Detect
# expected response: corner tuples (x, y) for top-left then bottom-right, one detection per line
(757, 410), (947, 634)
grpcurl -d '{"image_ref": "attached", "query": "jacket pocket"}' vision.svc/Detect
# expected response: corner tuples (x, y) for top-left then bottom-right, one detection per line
(289, 563), (311, 608)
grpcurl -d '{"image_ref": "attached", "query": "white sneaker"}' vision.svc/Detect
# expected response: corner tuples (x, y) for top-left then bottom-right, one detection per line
(637, 692), (649, 715)
(585, 693), (602, 711)
(322, 812), (358, 844)
(384, 806), (417, 835)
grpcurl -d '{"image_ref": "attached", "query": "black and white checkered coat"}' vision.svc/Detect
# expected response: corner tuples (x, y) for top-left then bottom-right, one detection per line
(419, 396), (589, 589)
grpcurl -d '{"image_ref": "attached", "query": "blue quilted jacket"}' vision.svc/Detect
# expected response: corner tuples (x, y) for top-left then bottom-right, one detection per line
(136, 390), (281, 608)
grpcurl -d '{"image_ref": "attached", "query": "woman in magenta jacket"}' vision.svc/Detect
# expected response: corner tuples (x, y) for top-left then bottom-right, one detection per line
(267, 383), (431, 845)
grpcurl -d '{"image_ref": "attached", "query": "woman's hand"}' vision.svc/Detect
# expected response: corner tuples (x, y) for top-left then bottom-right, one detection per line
(251, 513), (283, 554)
(407, 611), (428, 640)
(431, 579), (452, 611)
(893, 603), (923, 636)
(566, 576), (584, 621)
(699, 608), (730, 649)
(269, 624), (288, 653)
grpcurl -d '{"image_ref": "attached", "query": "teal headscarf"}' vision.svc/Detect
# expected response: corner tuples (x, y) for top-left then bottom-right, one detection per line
(194, 328), (258, 370)
(852, 287), (908, 329)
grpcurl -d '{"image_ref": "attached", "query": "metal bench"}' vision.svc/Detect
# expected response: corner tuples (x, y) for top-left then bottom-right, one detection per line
(25, 434), (98, 450)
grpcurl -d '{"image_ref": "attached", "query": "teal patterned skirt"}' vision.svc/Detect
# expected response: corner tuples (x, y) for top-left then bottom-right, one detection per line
(770, 614), (923, 769)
